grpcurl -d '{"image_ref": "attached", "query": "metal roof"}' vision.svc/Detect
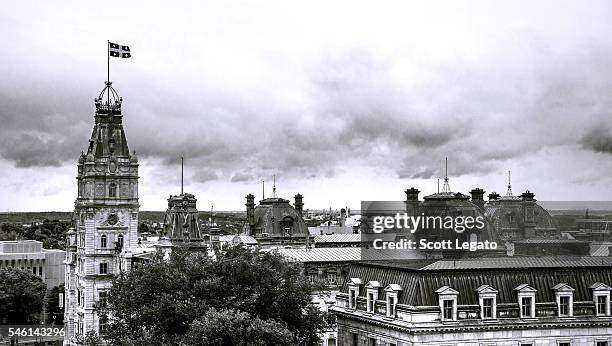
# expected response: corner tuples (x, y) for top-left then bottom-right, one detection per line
(419, 256), (612, 271)
(313, 234), (362, 243)
(274, 247), (425, 263)
(341, 257), (612, 306)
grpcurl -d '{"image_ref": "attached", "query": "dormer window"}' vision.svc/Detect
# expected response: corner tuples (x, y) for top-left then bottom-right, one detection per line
(553, 283), (575, 317)
(436, 286), (459, 321)
(475, 285), (498, 320)
(591, 282), (612, 316)
(347, 278), (362, 309)
(384, 284), (402, 318)
(365, 281), (381, 313)
(515, 284), (537, 319)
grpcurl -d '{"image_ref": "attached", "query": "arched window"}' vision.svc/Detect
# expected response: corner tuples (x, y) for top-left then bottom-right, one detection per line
(109, 183), (117, 198)
(100, 235), (107, 248)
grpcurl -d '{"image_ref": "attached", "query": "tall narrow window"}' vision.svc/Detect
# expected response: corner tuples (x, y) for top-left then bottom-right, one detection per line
(386, 295), (397, 318)
(591, 282), (612, 316)
(597, 295), (607, 315)
(101, 235), (107, 248)
(100, 262), (108, 274)
(436, 286), (458, 321)
(117, 234), (124, 250)
(367, 292), (375, 313)
(443, 299), (454, 320)
(482, 298), (494, 319)
(553, 283), (575, 317)
(109, 183), (117, 198)
(347, 278), (362, 310)
(98, 291), (108, 310)
(521, 297), (532, 318)
(349, 289), (357, 309)
(99, 320), (107, 336)
(559, 296), (570, 316)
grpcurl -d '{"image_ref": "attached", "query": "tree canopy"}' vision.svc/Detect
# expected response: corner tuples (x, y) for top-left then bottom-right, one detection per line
(99, 246), (328, 345)
(0, 267), (46, 324)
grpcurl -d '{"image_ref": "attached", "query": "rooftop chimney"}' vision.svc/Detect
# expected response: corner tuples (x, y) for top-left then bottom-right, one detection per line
(245, 194), (255, 227)
(520, 190), (535, 202)
(470, 188), (485, 209)
(405, 187), (420, 201)
(294, 193), (304, 217)
(488, 192), (501, 201)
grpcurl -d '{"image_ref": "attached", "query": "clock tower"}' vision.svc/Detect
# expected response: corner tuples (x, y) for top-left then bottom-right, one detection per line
(64, 82), (139, 345)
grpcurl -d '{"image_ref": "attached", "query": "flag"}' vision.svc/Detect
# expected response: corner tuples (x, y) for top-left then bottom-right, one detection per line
(109, 42), (131, 58)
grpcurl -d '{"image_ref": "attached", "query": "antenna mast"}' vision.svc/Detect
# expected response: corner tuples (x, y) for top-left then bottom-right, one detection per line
(262, 180), (265, 200)
(506, 170), (513, 197)
(442, 157), (451, 193)
(181, 157), (184, 195)
(272, 174), (277, 198)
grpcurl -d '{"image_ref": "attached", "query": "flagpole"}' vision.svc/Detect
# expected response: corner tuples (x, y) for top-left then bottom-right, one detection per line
(107, 40), (110, 84)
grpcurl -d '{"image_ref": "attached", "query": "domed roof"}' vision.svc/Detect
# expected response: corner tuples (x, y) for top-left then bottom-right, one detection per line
(251, 197), (309, 240)
(414, 192), (500, 245)
(485, 196), (557, 240)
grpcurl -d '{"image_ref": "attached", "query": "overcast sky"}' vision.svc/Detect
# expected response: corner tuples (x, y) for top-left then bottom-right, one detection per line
(2, 0), (612, 212)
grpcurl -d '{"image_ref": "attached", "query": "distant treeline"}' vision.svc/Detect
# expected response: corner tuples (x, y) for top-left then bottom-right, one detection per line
(0, 212), (72, 224)
(0, 220), (71, 250)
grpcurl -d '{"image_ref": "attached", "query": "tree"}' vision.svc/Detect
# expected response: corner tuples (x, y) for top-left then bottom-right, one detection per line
(182, 308), (294, 346)
(100, 247), (328, 345)
(46, 284), (65, 324)
(82, 330), (103, 346)
(0, 267), (46, 324)
(138, 222), (150, 234)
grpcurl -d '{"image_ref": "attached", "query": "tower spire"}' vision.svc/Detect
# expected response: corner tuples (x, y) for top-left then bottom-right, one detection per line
(506, 170), (513, 197)
(442, 157), (451, 193)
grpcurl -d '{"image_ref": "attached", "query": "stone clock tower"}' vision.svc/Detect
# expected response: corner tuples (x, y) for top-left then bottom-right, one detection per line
(64, 82), (139, 345)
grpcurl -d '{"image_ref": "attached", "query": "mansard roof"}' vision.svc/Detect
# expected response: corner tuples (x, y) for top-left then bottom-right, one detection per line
(340, 257), (612, 306)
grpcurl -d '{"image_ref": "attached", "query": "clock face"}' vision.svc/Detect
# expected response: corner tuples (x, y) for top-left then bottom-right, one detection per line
(107, 214), (118, 225)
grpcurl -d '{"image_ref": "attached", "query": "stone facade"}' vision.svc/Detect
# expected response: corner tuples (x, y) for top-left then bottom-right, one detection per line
(64, 82), (140, 345)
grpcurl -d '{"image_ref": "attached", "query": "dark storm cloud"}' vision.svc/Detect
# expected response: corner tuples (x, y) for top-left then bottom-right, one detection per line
(581, 125), (612, 154)
(0, 82), (93, 167)
(2, 1), (612, 190)
(192, 168), (219, 183)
